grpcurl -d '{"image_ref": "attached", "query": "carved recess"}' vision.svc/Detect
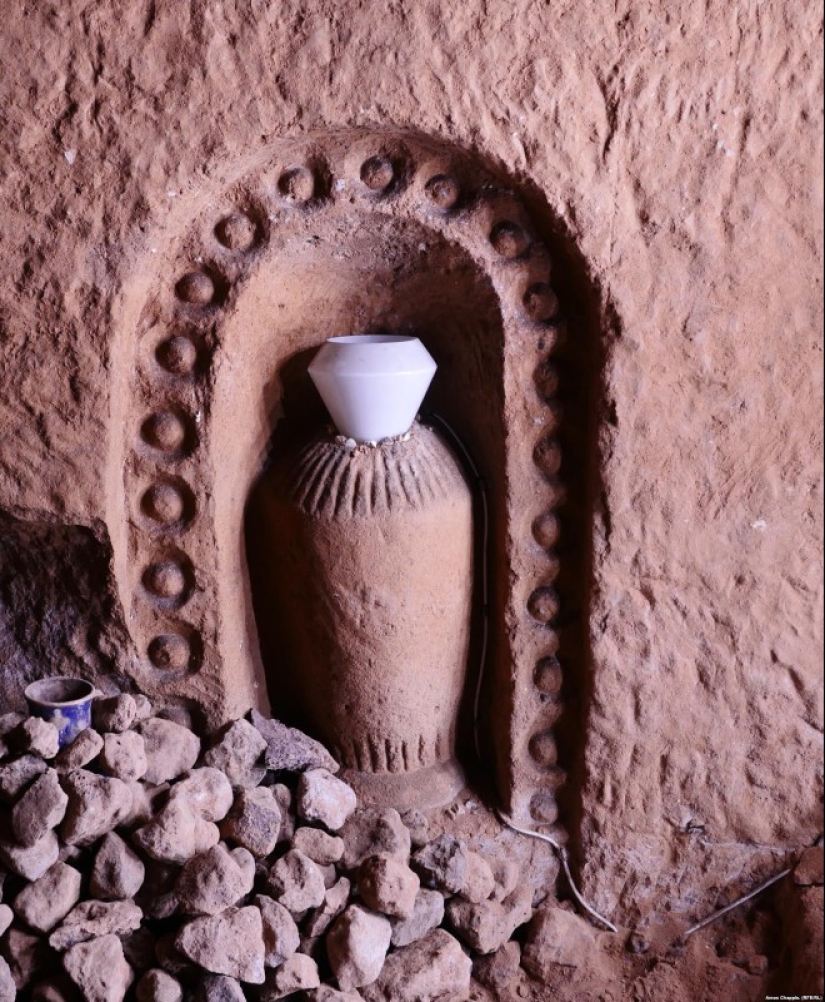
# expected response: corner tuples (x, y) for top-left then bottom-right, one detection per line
(108, 129), (568, 829)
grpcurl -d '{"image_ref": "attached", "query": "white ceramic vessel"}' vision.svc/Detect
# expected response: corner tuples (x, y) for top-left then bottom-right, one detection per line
(308, 334), (437, 442)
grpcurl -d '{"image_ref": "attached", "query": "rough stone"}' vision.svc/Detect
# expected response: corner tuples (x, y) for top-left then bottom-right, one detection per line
(54, 728), (104, 772)
(297, 769), (357, 831)
(472, 940), (521, 995)
(120, 780), (168, 830)
(340, 808), (411, 870)
(262, 953), (320, 999)
(399, 810), (429, 850)
(12, 768), (69, 846)
(175, 906), (266, 984)
(361, 929), (471, 1002)
(326, 905), (392, 991)
(16, 717), (60, 759)
(0, 829), (60, 880)
(256, 895), (301, 967)
(320, 862), (339, 888)
(412, 835), (470, 895)
(446, 884), (532, 955)
(60, 769), (133, 845)
(293, 826), (345, 865)
(154, 932), (194, 977)
(220, 785), (281, 856)
(2, 927), (51, 990)
(100, 731), (147, 781)
(203, 719), (267, 788)
(176, 843), (255, 915)
(389, 888), (445, 948)
(521, 903), (598, 979)
(271, 784), (295, 844)
(358, 854), (420, 919)
(91, 831), (146, 900)
(170, 768), (234, 822)
(462, 851), (496, 904)
(251, 710), (339, 774)
(13, 861), (82, 933)
(121, 927), (158, 974)
(63, 934), (134, 1002)
(0, 905), (12, 937)
(266, 849), (326, 914)
(137, 719), (200, 785)
(93, 694), (137, 734)
(487, 855), (520, 903)
(137, 861), (180, 921)
(133, 800), (221, 865)
(135, 968), (184, 1002)
(50, 900), (144, 951)
(0, 958), (14, 1002)
(134, 695), (153, 721)
(0, 754), (47, 801)
(305, 876), (351, 938)
(197, 974), (246, 1002)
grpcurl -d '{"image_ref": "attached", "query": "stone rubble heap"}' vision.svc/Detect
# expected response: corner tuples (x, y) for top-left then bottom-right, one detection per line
(0, 697), (538, 1001)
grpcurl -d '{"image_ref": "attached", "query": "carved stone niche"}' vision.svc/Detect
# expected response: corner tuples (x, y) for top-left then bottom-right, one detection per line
(109, 129), (566, 828)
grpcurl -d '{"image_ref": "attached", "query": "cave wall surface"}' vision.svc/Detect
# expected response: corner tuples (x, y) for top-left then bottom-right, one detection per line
(0, 0), (822, 920)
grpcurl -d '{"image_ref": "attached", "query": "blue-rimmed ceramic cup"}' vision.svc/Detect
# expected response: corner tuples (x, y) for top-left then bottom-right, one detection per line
(24, 676), (97, 748)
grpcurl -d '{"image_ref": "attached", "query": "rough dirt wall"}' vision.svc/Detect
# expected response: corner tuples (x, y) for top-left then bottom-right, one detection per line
(0, 0), (822, 923)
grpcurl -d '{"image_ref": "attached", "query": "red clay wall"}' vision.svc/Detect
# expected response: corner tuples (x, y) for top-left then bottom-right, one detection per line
(0, 1), (821, 921)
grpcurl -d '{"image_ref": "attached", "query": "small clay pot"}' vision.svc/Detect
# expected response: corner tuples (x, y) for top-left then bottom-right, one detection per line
(24, 676), (97, 747)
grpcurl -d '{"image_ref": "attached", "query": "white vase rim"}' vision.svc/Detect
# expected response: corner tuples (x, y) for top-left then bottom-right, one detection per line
(326, 334), (418, 345)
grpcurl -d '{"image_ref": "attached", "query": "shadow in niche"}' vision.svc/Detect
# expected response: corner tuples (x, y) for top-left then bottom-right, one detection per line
(243, 220), (504, 796)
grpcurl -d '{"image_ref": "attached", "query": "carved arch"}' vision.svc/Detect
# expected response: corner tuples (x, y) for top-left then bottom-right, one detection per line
(108, 129), (566, 826)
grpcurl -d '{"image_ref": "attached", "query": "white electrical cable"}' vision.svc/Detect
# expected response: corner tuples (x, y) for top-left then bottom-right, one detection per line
(678, 866), (793, 943)
(497, 810), (619, 933)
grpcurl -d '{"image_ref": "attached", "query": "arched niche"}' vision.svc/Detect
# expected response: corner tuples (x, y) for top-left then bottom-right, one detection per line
(108, 129), (567, 827)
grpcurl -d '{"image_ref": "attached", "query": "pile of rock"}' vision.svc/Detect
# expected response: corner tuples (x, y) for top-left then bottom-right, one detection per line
(0, 698), (535, 1001)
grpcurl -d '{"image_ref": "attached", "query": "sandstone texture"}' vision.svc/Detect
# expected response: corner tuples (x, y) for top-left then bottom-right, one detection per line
(63, 934), (134, 1002)
(170, 768), (234, 823)
(203, 720), (267, 787)
(137, 720), (201, 786)
(361, 929), (472, 1002)
(176, 844), (255, 916)
(327, 905), (393, 991)
(55, 729), (104, 772)
(135, 969), (184, 1002)
(133, 801), (220, 865)
(297, 770), (358, 832)
(90, 832), (146, 900)
(1, 0), (819, 926)
(175, 906), (266, 984)
(13, 862), (83, 933)
(220, 786), (282, 857)
(97, 730), (147, 783)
